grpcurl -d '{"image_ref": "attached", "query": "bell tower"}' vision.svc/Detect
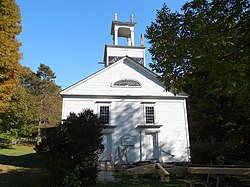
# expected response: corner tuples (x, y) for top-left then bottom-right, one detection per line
(103, 13), (146, 67)
(112, 13), (135, 46)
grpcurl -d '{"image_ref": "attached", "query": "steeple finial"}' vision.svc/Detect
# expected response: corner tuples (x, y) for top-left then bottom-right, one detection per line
(130, 14), (134, 22)
(141, 34), (145, 46)
(114, 13), (118, 21)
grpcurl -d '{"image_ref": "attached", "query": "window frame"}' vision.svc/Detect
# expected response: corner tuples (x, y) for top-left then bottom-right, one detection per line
(111, 79), (141, 88)
(97, 103), (111, 125)
(142, 103), (156, 125)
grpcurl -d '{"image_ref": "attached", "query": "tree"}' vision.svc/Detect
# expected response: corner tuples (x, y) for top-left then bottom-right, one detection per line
(35, 63), (61, 128)
(0, 65), (61, 140)
(36, 63), (56, 80)
(146, 0), (250, 163)
(0, 85), (37, 137)
(0, 66), (37, 141)
(20, 64), (61, 128)
(0, 0), (22, 113)
(146, 0), (249, 96)
(36, 109), (105, 186)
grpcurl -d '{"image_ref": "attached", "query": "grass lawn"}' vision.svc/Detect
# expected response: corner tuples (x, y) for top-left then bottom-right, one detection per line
(0, 145), (201, 187)
(0, 144), (45, 170)
(0, 144), (35, 156)
(0, 144), (51, 187)
(0, 145), (249, 187)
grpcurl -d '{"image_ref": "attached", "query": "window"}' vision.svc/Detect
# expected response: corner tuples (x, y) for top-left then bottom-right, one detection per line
(112, 79), (141, 87)
(145, 106), (155, 124)
(100, 106), (110, 124)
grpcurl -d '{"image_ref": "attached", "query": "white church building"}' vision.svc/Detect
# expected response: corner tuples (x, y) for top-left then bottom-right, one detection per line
(60, 14), (191, 164)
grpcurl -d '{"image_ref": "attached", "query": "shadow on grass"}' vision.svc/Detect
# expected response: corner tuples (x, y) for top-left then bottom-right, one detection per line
(0, 145), (55, 186)
(0, 153), (45, 168)
(0, 169), (52, 187)
(0, 146), (14, 149)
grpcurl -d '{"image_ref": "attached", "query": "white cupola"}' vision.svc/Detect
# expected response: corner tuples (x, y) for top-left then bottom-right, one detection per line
(111, 13), (135, 46)
(102, 13), (146, 67)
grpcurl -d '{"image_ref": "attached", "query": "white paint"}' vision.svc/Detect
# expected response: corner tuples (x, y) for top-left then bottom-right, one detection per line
(61, 90), (190, 163)
(107, 46), (145, 58)
(104, 15), (146, 67)
(113, 25), (135, 46)
(60, 15), (190, 164)
(61, 58), (179, 97)
(101, 133), (112, 161)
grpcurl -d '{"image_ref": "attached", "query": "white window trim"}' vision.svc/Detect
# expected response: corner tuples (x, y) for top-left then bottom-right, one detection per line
(97, 102), (111, 125)
(143, 103), (156, 125)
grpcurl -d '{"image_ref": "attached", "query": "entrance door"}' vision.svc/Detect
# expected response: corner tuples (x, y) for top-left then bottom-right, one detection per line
(100, 133), (112, 161)
(145, 131), (159, 161)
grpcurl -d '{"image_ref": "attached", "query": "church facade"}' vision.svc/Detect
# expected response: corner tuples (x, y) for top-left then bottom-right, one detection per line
(60, 14), (191, 164)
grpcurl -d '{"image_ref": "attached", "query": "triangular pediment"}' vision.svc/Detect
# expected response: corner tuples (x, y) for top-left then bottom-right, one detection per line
(60, 57), (187, 98)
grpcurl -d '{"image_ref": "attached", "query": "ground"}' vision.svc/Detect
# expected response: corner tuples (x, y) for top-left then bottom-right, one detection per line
(0, 144), (50, 186)
(0, 144), (249, 186)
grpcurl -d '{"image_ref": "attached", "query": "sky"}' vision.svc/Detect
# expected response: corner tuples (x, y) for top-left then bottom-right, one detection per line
(16, 0), (188, 89)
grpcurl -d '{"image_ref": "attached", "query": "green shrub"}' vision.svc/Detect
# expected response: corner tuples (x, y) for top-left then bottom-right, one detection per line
(191, 140), (226, 164)
(36, 109), (105, 186)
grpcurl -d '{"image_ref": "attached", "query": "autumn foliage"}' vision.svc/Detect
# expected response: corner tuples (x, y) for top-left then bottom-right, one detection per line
(0, 0), (22, 113)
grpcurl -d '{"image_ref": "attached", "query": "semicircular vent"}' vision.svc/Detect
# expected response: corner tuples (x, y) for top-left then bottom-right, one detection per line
(113, 79), (141, 87)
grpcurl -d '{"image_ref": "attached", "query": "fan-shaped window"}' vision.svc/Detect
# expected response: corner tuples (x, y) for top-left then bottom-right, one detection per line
(112, 79), (141, 87)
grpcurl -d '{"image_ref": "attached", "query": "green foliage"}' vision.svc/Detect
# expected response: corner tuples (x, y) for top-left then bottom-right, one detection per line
(0, 132), (13, 146)
(189, 89), (250, 162)
(0, 0), (22, 112)
(146, 0), (250, 96)
(191, 140), (226, 164)
(146, 0), (250, 163)
(0, 64), (61, 140)
(36, 63), (56, 80)
(0, 86), (37, 137)
(36, 109), (105, 186)
(18, 64), (61, 128)
(34, 64), (62, 127)
(63, 159), (97, 186)
(20, 64), (61, 128)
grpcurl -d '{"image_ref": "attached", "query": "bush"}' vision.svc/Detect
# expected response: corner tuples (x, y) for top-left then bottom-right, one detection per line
(36, 109), (105, 186)
(191, 140), (226, 164)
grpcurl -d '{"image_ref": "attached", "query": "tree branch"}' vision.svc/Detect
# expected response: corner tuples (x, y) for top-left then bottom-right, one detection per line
(216, 42), (250, 60)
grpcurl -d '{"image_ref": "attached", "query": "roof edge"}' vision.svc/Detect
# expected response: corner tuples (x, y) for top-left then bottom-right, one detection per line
(60, 56), (128, 94)
(60, 94), (188, 99)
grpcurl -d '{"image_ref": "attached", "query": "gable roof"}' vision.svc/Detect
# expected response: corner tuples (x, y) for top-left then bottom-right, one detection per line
(60, 57), (188, 98)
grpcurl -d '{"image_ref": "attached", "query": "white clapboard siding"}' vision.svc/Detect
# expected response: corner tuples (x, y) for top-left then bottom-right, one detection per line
(61, 57), (190, 163)
(61, 58), (178, 97)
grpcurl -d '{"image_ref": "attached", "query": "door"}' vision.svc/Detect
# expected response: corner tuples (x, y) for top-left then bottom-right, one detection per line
(100, 133), (112, 161)
(145, 131), (159, 161)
